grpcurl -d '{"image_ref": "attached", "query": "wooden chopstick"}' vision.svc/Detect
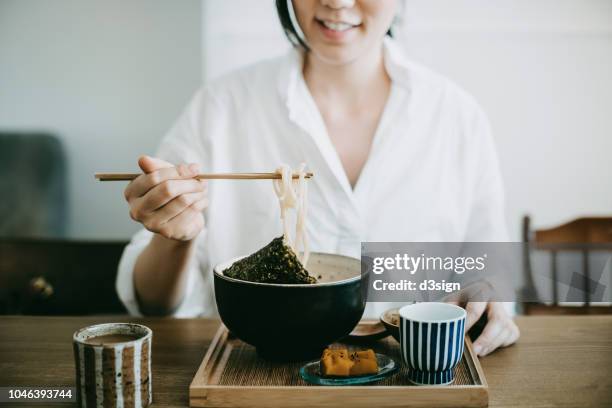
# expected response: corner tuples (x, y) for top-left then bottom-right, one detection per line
(95, 172), (314, 181)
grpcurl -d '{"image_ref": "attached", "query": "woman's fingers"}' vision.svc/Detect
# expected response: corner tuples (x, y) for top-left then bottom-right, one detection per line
(123, 157), (208, 242)
(464, 302), (487, 331)
(190, 195), (209, 213)
(474, 322), (507, 356)
(138, 155), (175, 173)
(125, 156), (175, 199)
(125, 163), (199, 200)
(139, 178), (205, 212)
(502, 319), (520, 347)
(156, 205), (205, 241)
(129, 179), (207, 222)
(472, 303), (520, 356)
(472, 316), (504, 356)
(144, 190), (208, 227)
(477, 322), (520, 356)
(442, 294), (461, 305)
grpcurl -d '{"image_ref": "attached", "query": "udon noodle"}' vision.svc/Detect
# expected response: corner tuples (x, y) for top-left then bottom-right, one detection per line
(273, 163), (310, 267)
(222, 164), (315, 284)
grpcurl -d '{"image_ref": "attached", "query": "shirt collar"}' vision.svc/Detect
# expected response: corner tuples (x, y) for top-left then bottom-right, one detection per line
(276, 38), (413, 207)
(381, 36), (413, 90)
(278, 37), (412, 106)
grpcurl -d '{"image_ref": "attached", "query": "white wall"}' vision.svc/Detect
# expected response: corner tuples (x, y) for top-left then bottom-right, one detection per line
(202, 0), (289, 80)
(201, 0), (612, 240)
(0, 0), (202, 239)
(2, 0), (610, 240)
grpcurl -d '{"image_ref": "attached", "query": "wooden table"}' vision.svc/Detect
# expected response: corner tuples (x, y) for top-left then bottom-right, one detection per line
(0, 316), (611, 407)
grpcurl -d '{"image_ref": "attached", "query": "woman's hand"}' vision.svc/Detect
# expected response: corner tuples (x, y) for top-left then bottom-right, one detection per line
(124, 155), (208, 242)
(463, 302), (520, 357)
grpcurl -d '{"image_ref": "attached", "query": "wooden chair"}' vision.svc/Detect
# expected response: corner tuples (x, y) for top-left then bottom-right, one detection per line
(522, 216), (612, 315)
(0, 238), (128, 315)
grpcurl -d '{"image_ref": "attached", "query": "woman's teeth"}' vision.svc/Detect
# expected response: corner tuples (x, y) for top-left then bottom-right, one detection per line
(321, 20), (354, 32)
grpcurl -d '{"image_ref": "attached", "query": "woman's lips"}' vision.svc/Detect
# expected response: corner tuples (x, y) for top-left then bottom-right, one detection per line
(316, 19), (360, 42)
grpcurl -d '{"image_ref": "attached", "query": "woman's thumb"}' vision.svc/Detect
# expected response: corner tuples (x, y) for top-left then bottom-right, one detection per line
(138, 155), (174, 174)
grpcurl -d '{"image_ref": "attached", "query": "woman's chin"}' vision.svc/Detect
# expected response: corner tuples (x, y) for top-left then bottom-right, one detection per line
(310, 45), (366, 67)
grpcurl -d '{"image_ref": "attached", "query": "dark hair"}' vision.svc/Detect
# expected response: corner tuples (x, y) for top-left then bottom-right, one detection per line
(275, 0), (393, 50)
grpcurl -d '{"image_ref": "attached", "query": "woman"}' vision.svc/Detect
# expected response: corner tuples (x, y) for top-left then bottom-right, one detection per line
(117, 0), (519, 356)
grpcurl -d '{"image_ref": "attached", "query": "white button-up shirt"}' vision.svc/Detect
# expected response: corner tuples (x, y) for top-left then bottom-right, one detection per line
(116, 39), (509, 318)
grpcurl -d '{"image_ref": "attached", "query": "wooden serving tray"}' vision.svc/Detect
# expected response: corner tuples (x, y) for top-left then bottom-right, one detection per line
(190, 325), (488, 407)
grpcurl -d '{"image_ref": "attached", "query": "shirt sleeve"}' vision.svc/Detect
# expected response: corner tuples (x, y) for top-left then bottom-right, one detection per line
(116, 228), (152, 316)
(115, 88), (218, 317)
(156, 89), (207, 166)
(463, 106), (516, 316)
(463, 107), (509, 243)
(116, 228), (211, 317)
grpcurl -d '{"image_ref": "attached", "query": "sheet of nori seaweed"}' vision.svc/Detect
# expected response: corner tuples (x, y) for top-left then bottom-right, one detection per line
(223, 236), (316, 284)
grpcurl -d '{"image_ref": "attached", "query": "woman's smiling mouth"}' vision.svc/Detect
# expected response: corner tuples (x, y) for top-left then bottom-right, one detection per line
(316, 18), (361, 41)
(320, 20), (356, 31)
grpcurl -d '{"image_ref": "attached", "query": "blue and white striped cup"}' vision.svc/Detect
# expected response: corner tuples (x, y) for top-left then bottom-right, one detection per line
(399, 303), (466, 385)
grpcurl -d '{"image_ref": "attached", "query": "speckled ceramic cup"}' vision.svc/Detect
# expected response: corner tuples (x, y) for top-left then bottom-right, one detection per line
(73, 323), (152, 408)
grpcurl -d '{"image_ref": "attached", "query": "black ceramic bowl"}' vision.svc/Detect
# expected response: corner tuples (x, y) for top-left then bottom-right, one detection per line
(214, 253), (365, 361)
